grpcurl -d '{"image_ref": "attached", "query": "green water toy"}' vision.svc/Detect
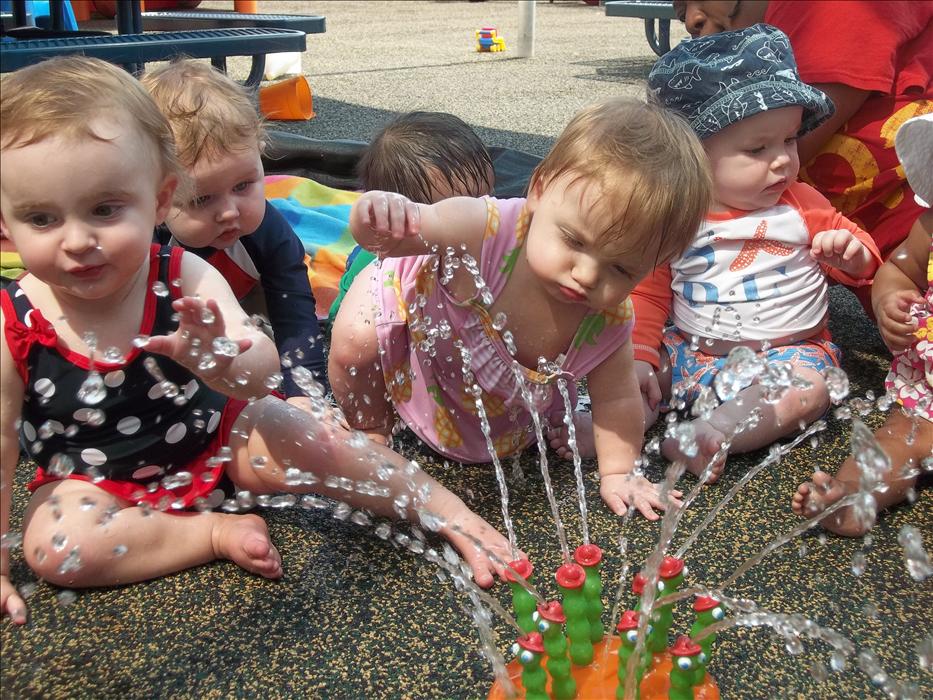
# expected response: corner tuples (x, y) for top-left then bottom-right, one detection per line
(668, 635), (704, 700)
(689, 595), (724, 659)
(556, 562), (593, 666)
(503, 558), (537, 634)
(536, 601), (576, 700)
(616, 609), (651, 700)
(574, 544), (605, 644)
(512, 633), (548, 700)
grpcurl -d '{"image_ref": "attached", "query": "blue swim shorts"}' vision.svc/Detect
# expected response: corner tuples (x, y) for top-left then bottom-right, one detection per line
(663, 328), (842, 407)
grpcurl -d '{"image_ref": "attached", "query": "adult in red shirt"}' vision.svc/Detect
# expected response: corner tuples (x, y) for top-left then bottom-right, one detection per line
(672, 1), (932, 310)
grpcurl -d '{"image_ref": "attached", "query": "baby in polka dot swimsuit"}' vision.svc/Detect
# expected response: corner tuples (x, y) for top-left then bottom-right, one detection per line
(0, 57), (513, 626)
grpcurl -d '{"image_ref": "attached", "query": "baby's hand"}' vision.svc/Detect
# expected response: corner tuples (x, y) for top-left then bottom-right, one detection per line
(1, 573), (27, 625)
(874, 289), (925, 353)
(599, 472), (683, 521)
(145, 297), (252, 382)
(351, 191), (422, 257)
(810, 230), (877, 279)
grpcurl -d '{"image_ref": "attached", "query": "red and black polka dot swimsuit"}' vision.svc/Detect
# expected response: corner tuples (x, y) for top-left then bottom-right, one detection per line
(2, 245), (246, 510)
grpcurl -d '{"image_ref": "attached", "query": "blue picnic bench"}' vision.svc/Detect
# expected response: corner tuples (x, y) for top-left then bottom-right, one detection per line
(0, 2), (324, 87)
(605, 0), (677, 56)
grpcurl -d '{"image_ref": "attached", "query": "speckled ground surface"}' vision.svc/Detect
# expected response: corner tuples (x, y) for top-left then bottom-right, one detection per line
(3, 286), (931, 699)
(3, 2), (932, 697)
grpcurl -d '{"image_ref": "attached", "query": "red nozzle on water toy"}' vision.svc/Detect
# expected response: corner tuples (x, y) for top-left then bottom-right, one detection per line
(516, 632), (546, 654)
(555, 562), (586, 589)
(616, 609), (639, 632)
(501, 558), (533, 583)
(659, 556), (685, 580)
(574, 543), (603, 567)
(537, 600), (566, 624)
(670, 635), (703, 657)
(693, 596), (720, 612)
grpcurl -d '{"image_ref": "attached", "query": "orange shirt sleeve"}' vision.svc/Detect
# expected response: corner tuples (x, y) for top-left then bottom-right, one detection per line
(783, 182), (884, 286)
(630, 264), (673, 369)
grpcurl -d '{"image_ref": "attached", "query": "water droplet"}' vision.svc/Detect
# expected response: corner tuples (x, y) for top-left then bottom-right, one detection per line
(151, 281), (169, 297)
(58, 547), (83, 575)
(200, 307), (215, 325)
(77, 371), (107, 405)
(57, 590), (78, 606)
(0, 532), (23, 550)
(212, 336), (239, 358)
(809, 659), (829, 683)
(197, 353), (217, 371)
(850, 550), (866, 577)
(48, 453), (76, 478)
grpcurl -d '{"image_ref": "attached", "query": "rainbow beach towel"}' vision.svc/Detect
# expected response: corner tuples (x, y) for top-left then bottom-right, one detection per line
(265, 175), (361, 320)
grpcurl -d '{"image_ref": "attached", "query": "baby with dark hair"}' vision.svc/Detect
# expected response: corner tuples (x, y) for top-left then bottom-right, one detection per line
(328, 112), (494, 322)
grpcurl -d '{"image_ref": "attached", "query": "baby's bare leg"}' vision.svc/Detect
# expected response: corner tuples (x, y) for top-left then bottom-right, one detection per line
(22, 480), (281, 588)
(228, 397), (514, 587)
(792, 407), (929, 536)
(663, 366), (828, 478)
(328, 269), (395, 442)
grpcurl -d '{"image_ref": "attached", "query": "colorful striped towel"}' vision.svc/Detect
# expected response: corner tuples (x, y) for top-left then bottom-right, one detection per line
(265, 175), (361, 320)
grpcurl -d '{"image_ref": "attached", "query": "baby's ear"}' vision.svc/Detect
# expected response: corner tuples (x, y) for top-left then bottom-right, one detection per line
(155, 174), (179, 224)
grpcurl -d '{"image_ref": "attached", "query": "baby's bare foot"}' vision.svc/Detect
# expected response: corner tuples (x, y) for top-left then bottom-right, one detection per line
(547, 411), (596, 460)
(662, 419), (726, 483)
(792, 470), (865, 536)
(212, 513), (282, 579)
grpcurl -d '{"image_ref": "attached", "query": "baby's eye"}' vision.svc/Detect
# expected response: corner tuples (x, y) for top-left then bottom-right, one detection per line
(784, 137), (798, 145)
(27, 213), (55, 228)
(563, 233), (582, 249)
(93, 204), (120, 218)
(233, 181), (252, 193)
(613, 264), (629, 276)
(745, 146), (765, 155)
(191, 194), (212, 208)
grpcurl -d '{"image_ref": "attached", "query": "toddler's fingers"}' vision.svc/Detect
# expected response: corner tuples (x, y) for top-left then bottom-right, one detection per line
(369, 194), (391, 232)
(385, 194), (413, 239)
(404, 201), (421, 237)
(2, 593), (27, 625)
(634, 496), (660, 521)
(841, 238), (863, 261)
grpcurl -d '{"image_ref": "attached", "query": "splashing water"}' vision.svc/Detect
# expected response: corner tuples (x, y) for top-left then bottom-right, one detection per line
(512, 362), (570, 563)
(556, 378), (589, 546)
(897, 525), (932, 582)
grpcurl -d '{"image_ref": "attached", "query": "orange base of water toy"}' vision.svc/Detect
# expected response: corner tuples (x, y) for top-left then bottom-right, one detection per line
(487, 638), (720, 700)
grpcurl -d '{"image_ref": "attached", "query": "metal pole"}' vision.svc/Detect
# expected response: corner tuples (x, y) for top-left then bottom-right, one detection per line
(517, 0), (536, 58)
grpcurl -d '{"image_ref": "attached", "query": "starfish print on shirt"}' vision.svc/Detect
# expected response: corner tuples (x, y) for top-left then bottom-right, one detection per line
(729, 220), (795, 271)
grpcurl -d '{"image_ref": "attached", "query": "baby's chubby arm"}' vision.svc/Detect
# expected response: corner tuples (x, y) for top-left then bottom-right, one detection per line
(810, 229), (879, 280)
(145, 252), (279, 400)
(349, 191), (488, 260)
(1, 308), (27, 624)
(588, 340), (683, 521)
(872, 212), (932, 353)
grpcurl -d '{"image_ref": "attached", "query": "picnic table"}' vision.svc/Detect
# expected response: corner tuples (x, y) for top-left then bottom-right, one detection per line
(0, 0), (324, 86)
(605, 0), (676, 56)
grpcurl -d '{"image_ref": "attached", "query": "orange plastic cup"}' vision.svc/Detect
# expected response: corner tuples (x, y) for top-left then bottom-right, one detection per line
(258, 76), (314, 121)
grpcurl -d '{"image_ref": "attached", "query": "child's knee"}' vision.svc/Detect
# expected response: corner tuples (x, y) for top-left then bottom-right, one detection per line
(783, 367), (829, 424)
(22, 484), (124, 586)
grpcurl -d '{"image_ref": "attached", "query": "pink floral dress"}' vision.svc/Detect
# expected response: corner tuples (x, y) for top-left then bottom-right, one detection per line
(372, 197), (634, 463)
